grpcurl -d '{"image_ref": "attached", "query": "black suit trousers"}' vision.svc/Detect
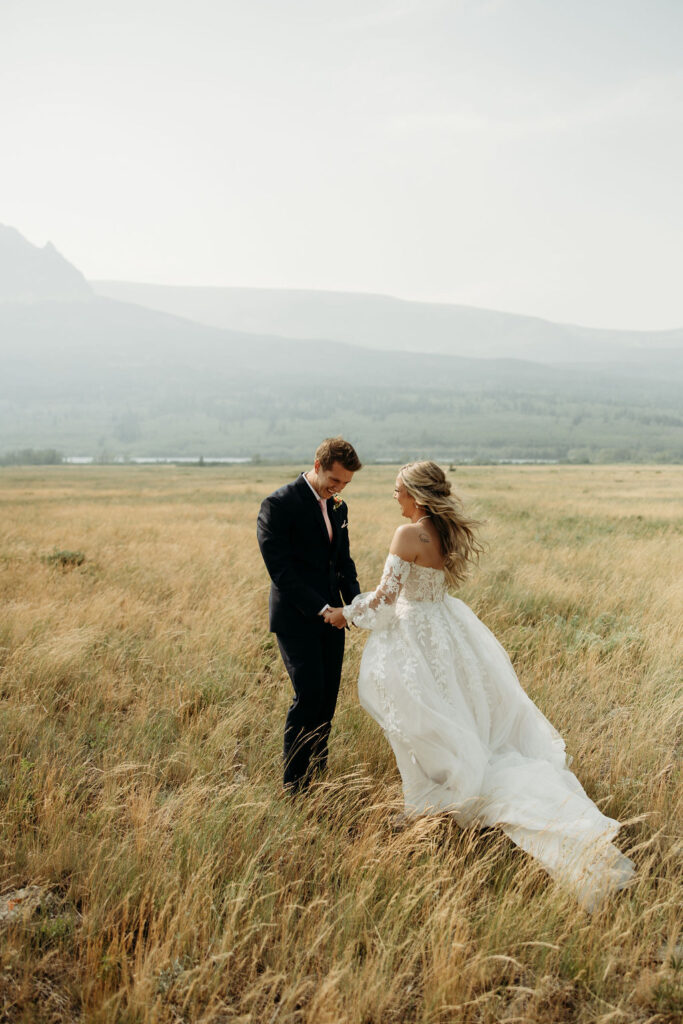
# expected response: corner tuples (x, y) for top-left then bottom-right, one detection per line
(276, 625), (345, 790)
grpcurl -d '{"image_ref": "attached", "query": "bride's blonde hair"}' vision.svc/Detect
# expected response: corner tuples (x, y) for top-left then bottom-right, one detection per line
(399, 461), (484, 585)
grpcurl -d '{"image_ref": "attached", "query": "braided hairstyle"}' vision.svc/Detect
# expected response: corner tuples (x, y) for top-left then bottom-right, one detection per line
(399, 461), (484, 585)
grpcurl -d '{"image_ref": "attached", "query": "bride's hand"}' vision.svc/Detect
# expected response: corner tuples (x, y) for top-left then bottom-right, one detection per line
(324, 607), (346, 629)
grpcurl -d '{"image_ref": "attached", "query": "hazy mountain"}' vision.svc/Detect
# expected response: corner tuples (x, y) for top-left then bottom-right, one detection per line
(90, 282), (683, 365)
(1, 298), (681, 461)
(1, 225), (680, 461)
(0, 225), (92, 301)
(0, 296), (595, 394)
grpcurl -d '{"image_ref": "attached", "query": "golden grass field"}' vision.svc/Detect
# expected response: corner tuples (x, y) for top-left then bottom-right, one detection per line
(0, 463), (681, 1023)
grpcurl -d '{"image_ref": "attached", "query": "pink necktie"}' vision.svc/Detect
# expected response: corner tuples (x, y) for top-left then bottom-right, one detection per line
(319, 497), (333, 541)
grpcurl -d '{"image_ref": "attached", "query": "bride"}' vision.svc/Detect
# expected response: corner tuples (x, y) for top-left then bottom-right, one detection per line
(323, 461), (634, 910)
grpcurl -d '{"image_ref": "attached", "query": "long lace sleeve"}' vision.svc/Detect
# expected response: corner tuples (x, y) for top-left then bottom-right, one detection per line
(342, 554), (412, 631)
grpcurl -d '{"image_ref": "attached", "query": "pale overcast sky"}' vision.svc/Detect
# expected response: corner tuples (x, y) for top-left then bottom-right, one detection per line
(2, 0), (682, 329)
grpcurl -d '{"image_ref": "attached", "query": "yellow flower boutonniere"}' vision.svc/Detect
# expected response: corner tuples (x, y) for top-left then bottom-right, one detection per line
(332, 493), (343, 511)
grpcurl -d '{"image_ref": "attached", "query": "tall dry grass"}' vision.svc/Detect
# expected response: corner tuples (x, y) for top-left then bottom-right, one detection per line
(0, 464), (681, 1023)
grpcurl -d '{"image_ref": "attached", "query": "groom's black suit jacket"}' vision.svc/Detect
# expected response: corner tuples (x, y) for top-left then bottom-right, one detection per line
(257, 474), (360, 635)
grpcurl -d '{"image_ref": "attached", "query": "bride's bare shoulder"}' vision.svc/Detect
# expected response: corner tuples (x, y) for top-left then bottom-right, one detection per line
(389, 524), (419, 561)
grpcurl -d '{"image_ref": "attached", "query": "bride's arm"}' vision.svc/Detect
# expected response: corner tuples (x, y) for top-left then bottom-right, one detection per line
(339, 527), (416, 630)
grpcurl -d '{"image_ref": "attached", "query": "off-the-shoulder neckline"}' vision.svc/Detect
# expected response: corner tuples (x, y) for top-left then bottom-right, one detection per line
(388, 552), (446, 573)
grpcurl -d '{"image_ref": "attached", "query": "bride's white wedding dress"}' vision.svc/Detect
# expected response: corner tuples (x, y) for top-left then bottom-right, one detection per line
(343, 554), (635, 910)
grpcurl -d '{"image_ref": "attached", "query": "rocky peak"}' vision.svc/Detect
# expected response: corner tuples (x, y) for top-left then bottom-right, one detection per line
(0, 225), (93, 301)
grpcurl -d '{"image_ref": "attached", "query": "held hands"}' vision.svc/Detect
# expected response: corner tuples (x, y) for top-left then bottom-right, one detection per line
(323, 606), (347, 629)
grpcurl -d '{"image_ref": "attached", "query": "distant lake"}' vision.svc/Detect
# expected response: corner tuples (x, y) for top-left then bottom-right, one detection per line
(61, 456), (560, 466)
(63, 456), (252, 465)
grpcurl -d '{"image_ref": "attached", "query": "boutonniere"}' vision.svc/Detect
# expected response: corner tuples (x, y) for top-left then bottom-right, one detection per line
(332, 494), (343, 511)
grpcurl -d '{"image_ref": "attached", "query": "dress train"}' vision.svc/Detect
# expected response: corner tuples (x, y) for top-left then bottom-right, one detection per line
(343, 554), (635, 910)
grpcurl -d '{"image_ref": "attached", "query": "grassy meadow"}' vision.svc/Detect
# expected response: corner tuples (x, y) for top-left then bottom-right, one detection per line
(0, 463), (681, 1023)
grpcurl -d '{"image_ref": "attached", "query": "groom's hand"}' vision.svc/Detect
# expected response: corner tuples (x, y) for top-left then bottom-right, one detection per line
(323, 607), (346, 629)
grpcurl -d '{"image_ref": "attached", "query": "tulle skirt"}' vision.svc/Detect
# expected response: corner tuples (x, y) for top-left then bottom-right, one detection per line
(357, 594), (635, 910)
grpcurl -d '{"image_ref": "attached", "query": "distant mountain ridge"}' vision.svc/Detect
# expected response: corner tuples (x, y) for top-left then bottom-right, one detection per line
(0, 225), (92, 301)
(1, 225), (680, 364)
(1, 225), (680, 461)
(91, 281), (683, 365)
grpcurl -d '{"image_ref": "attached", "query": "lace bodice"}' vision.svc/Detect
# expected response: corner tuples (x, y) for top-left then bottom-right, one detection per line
(343, 553), (447, 630)
(401, 560), (448, 603)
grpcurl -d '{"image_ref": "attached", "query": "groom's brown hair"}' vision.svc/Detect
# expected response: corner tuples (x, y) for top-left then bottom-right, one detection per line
(316, 437), (362, 472)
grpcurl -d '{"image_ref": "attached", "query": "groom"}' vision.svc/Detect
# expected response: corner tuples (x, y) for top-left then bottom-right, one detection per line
(257, 437), (362, 792)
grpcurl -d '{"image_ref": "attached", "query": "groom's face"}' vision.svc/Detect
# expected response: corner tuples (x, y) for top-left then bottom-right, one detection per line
(315, 459), (355, 499)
